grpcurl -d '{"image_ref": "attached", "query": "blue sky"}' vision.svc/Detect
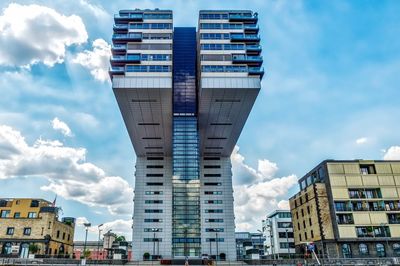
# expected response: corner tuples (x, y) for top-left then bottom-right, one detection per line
(0, 0), (400, 241)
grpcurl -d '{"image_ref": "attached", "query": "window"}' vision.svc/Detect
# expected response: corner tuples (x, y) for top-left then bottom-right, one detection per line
(337, 214), (354, 224)
(147, 157), (164, 160)
(57, 230), (60, 238)
(297, 223), (300, 230)
(376, 243), (385, 257)
(204, 165), (221, 169)
(144, 219), (163, 223)
(0, 210), (10, 218)
(278, 212), (291, 218)
(14, 212), (20, 218)
(30, 200), (39, 207)
(277, 222), (292, 228)
(278, 232), (294, 238)
(360, 164), (376, 175)
(146, 165), (164, 169)
(359, 243), (368, 256)
(206, 238), (224, 242)
(28, 212), (37, 218)
(205, 209), (223, 213)
(304, 232), (307, 240)
(144, 228), (163, 232)
(126, 65), (171, 73)
(199, 13), (229, 19)
(205, 200), (223, 204)
(146, 173), (163, 177)
(200, 33), (230, 40)
(201, 44), (245, 51)
(200, 23), (243, 29)
(204, 173), (221, 177)
(296, 212), (299, 219)
(202, 65), (247, 73)
(206, 219), (223, 223)
(204, 191), (222, 195)
(303, 221), (306, 228)
(280, 242), (295, 248)
(144, 238), (162, 242)
(342, 244), (352, 258)
(205, 228), (224, 232)
(146, 182), (163, 186)
(307, 206), (310, 214)
(299, 234), (302, 242)
(393, 243), (400, 255)
(301, 209), (304, 217)
(62, 232), (65, 240)
(6, 227), (14, 235)
(309, 218), (312, 226)
(356, 226), (390, 238)
(145, 200), (163, 204)
(142, 33), (172, 39)
(145, 191), (163, 195)
(23, 227), (31, 236)
(130, 23), (172, 29)
(204, 182), (222, 186)
(145, 209), (163, 213)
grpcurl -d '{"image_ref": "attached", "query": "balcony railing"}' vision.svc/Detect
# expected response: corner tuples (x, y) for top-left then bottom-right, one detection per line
(244, 24), (259, 32)
(112, 44), (127, 50)
(232, 55), (263, 65)
(110, 54), (141, 64)
(113, 24), (129, 30)
(246, 45), (262, 53)
(109, 66), (125, 74)
(248, 67), (265, 78)
(112, 33), (142, 42)
(231, 34), (260, 42)
(229, 14), (258, 22)
(114, 13), (143, 21)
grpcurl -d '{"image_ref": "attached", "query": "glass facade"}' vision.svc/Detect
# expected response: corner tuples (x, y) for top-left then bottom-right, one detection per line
(172, 27), (201, 257)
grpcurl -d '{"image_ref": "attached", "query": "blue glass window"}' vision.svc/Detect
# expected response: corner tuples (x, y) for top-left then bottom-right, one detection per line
(129, 23), (172, 29)
(126, 65), (171, 72)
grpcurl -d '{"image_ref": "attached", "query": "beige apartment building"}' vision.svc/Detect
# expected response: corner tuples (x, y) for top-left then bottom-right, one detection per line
(0, 198), (75, 258)
(289, 160), (400, 258)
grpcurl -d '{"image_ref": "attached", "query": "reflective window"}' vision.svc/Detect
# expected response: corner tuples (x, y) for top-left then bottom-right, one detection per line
(359, 243), (368, 255)
(342, 244), (351, 258)
(376, 243), (385, 257)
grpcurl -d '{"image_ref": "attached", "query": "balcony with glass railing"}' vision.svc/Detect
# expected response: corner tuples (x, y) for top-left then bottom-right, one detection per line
(246, 44), (262, 54)
(229, 13), (258, 22)
(232, 54), (263, 66)
(113, 24), (129, 33)
(230, 34), (260, 42)
(243, 24), (259, 32)
(112, 33), (142, 43)
(109, 66), (125, 77)
(248, 67), (264, 78)
(110, 54), (141, 65)
(114, 13), (143, 22)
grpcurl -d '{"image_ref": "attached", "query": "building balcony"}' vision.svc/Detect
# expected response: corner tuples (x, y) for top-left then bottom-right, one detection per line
(111, 44), (127, 55)
(244, 24), (260, 33)
(114, 13), (143, 22)
(246, 45), (262, 54)
(232, 54), (263, 66)
(112, 33), (142, 43)
(113, 24), (129, 33)
(230, 34), (260, 42)
(110, 54), (141, 65)
(248, 67), (265, 78)
(109, 66), (125, 76)
(229, 14), (258, 23)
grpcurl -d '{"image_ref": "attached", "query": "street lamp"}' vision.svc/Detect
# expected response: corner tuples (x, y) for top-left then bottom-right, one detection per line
(215, 232), (219, 261)
(97, 224), (103, 260)
(285, 229), (290, 259)
(152, 228), (159, 260)
(83, 222), (91, 258)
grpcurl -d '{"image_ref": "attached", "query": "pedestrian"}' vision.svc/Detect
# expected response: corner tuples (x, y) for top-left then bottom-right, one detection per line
(185, 256), (189, 266)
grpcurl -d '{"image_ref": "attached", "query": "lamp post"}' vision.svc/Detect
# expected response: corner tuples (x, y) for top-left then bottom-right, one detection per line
(83, 222), (91, 259)
(97, 224), (103, 260)
(285, 229), (290, 259)
(215, 232), (219, 261)
(152, 228), (159, 260)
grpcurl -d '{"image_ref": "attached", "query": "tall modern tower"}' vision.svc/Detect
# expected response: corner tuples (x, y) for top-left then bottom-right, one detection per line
(110, 9), (263, 261)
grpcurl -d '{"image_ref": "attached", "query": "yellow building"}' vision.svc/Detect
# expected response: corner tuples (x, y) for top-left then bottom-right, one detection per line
(289, 160), (400, 258)
(0, 198), (75, 258)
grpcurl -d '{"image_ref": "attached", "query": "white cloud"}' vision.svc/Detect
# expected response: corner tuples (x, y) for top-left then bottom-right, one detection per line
(0, 125), (133, 215)
(72, 39), (111, 82)
(356, 137), (368, 145)
(231, 146), (279, 185)
(76, 216), (90, 226)
(52, 117), (73, 137)
(76, 217), (132, 240)
(383, 146), (400, 160)
(0, 3), (87, 67)
(232, 146), (297, 231)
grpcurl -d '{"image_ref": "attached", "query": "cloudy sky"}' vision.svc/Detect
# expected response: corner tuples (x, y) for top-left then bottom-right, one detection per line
(0, 0), (400, 241)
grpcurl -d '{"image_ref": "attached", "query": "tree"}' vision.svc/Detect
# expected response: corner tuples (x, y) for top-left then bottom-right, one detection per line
(83, 250), (91, 258)
(115, 235), (126, 242)
(29, 244), (39, 254)
(143, 252), (150, 260)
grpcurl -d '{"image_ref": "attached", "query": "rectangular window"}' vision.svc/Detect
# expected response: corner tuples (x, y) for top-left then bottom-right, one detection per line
(23, 227), (31, 235)
(205, 228), (224, 232)
(204, 157), (220, 161)
(204, 174), (221, 177)
(28, 212), (37, 218)
(14, 212), (20, 218)
(206, 238), (224, 242)
(277, 212), (291, 218)
(204, 182), (222, 186)
(278, 232), (294, 238)
(360, 164), (376, 175)
(146, 157), (164, 160)
(144, 238), (162, 242)
(144, 228), (163, 232)
(146, 173), (163, 177)
(30, 200), (39, 207)
(280, 242), (295, 248)
(146, 182), (163, 186)
(146, 165), (164, 169)
(145, 200), (163, 204)
(205, 200), (223, 204)
(62, 232), (66, 240)
(145, 209), (163, 213)
(130, 23), (172, 29)
(6, 227), (14, 235)
(1, 210), (10, 218)
(204, 191), (222, 195)
(126, 65), (171, 73)
(206, 219), (224, 223)
(205, 209), (223, 213)
(56, 230), (60, 238)
(145, 191), (163, 195)
(144, 219), (163, 223)
(204, 165), (221, 169)
(337, 214), (354, 224)
(277, 222), (293, 228)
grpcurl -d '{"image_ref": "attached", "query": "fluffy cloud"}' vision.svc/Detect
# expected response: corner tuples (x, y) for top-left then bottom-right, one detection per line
(72, 39), (111, 82)
(231, 146), (279, 185)
(52, 117), (73, 137)
(383, 146), (400, 160)
(0, 3), (87, 67)
(232, 146), (298, 231)
(77, 217), (132, 239)
(356, 137), (368, 145)
(0, 124), (133, 215)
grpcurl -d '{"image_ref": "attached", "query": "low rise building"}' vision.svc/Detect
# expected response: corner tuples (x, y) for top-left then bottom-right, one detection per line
(73, 240), (132, 260)
(0, 198), (75, 258)
(262, 210), (295, 258)
(235, 232), (265, 260)
(289, 160), (400, 258)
